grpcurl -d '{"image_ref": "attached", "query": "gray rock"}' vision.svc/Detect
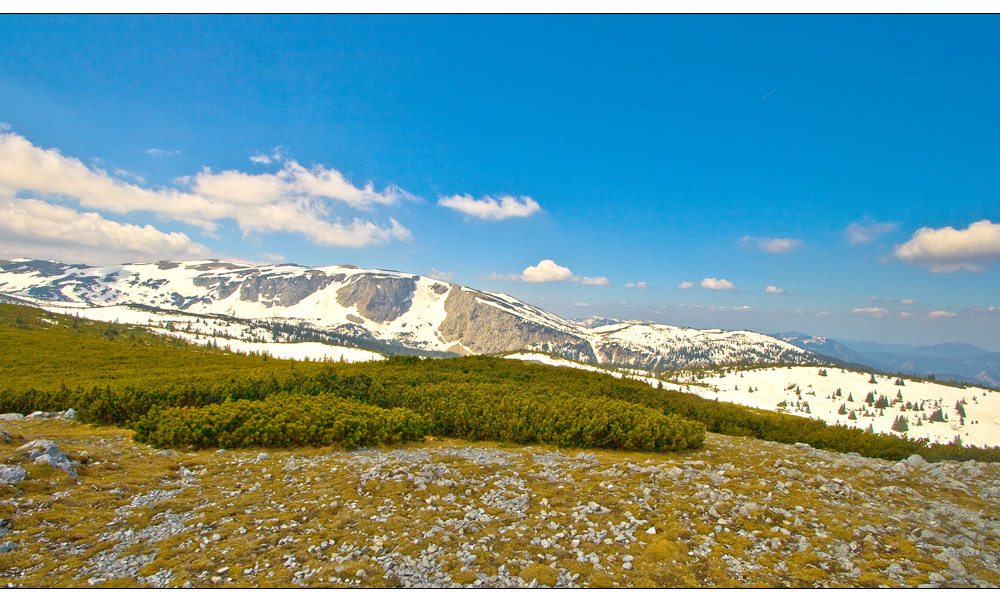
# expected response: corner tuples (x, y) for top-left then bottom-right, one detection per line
(0, 464), (26, 486)
(903, 454), (927, 469)
(19, 439), (78, 477)
(62, 408), (77, 420)
(0, 542), (14, 553)
(0, 413), (24, 421)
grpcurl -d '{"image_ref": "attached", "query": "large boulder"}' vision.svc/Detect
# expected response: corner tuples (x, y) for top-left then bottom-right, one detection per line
(0, 413), (24, 421)
(18, 439), (78, 477)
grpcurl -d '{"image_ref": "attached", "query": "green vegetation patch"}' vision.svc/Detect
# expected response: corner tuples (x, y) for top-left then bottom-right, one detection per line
(130, 393), (429, 450)
(3, 302), (1000, 461)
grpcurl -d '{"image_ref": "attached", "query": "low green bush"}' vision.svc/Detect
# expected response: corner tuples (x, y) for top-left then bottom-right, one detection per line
(130, 392), (429, 450)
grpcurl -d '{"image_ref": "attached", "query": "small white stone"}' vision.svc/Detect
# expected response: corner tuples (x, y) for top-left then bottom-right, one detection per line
(645, 526), (656, 535)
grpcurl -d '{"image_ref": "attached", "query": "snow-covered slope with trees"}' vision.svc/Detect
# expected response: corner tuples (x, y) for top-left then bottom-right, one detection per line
(505, 353), (1000, 448)
(0, 258), (824, 369)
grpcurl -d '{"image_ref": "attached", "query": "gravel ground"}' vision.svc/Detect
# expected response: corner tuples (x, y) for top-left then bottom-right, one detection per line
(1, 417), (999, 588)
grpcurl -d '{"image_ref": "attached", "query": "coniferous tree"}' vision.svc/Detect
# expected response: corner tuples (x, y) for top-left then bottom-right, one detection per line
(891, 415), (909, 432)
(838, 403), (847, 415)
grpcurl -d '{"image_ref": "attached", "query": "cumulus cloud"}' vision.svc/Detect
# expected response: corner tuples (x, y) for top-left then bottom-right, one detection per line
(765, 285), (786, 294)
(926, 310), (957, 320)
(521, 259), (575, 282)
(625, 282), (648, 289)
(427, 268), (454, 282)
(701, 277), (736, 290)
(0, 197), (210, 264)
(438, 194), (541, 221)
(486, 260), (607, 285)
(0, 130), (412, 248)
(739, 235), (802, 254)
(852, 307), (889, 318)
(893, 220), (1000, 272)
(845, 218), (898, 245)
(677, 281), (694, 289)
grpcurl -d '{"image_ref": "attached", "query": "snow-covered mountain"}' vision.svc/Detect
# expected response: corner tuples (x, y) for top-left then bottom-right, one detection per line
(0, 258), (823, 369)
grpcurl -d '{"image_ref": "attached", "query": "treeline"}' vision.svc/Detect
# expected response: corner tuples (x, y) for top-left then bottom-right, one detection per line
(2, 302), (1000, 461)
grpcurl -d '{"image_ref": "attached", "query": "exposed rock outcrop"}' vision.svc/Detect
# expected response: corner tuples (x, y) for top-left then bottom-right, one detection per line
(336, 274), (417, 324)
(439, 287), (595, 359)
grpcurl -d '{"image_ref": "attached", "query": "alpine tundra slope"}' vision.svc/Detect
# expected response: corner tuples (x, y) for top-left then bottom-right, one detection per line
(0, 258), (820, 369)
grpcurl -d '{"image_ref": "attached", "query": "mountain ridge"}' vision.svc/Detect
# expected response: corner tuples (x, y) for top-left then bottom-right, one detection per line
(775, 333), (1000, 388)
(0, 257), (821, 370)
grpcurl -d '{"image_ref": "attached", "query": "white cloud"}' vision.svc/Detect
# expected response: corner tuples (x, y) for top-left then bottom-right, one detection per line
(438, 194), (541, 221)
(112, 168), (146, 185)
(852, 307), (889, 318)
(259, 252), (286, 263)
(145, 148), (180, 157)
(250, 148), (283, 165)
(0, 197), (210, 264)
(486, 260), (607, 285)
(701, 277), (736, 290)
(0, 130), (411, 249)
(845, 218), (898, 245)
(191, 160), (414, 211)
(522, 259), (575, 283)
(740, 235), (802, 254)
(481, 272), (520, 282)
(765, 285), (785, 294)
(677, 281), (694, 289)
(625, 282), (648, 289)
(893, 220), (1000, 272)
(427, 268), (454, 282)
(925, 310), (957, 320)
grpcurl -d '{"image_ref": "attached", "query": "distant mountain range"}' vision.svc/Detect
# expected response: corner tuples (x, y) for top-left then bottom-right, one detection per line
(775, 333), (1000, 388)
(0, 258), (821, 371)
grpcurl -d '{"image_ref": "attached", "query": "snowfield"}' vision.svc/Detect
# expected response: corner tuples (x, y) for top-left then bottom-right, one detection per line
(10, 298), (383, 364)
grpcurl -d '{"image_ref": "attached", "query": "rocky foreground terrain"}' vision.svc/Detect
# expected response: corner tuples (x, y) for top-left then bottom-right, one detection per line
(2, 413), (999, 588)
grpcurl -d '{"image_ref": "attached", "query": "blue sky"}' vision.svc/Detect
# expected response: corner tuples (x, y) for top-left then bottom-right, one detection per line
(1, 15), (999, 349)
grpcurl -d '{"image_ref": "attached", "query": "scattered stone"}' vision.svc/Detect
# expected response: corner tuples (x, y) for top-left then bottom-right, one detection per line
(0, 464), (26, 486)
(0, 413), (24, 421)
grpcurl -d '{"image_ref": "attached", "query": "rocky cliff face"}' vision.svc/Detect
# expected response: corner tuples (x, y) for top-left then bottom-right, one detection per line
(336, 274), (417, 324)
(438, 287), (596, 360)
